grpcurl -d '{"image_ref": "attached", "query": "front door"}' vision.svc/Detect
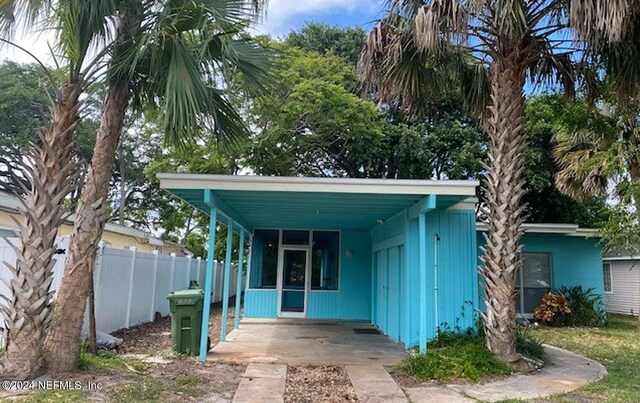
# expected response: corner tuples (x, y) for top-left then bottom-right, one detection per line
(278, 248), (309, 318)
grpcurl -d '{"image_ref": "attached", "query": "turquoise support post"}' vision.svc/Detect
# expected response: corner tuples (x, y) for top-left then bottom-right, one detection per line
(234, 229), (245, 329)
(418, 212), (427, 352)
(220, 221), (234, 341)
(199, 207), (218, 362)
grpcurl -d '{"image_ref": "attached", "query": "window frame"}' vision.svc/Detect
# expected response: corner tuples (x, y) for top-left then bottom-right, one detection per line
(603, 262), (613, 293)
(247, 228), (342, 293)
(518, 252), (553, 315)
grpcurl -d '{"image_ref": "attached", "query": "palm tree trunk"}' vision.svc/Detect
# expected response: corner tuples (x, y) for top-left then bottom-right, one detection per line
(479, 50), (528, 364)
(43, 7), (141, 373)
(0, 82), (80, 379)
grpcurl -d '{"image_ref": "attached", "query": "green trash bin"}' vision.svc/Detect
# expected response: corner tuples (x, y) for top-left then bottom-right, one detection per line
(167, 289), (210, 355)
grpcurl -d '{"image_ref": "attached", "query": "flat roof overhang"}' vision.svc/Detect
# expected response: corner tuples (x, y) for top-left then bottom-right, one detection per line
(158, 174), (479, 231)
(476, 222), (598, 238)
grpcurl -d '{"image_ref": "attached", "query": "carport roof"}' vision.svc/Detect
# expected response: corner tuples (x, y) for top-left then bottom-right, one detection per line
(158, 174), (478, 231)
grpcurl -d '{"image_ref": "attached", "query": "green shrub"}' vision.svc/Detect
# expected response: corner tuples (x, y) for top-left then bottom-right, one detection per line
(516, 327), (544, 361)
(558, 286), (607, 327)
(397, 330), (513, 382)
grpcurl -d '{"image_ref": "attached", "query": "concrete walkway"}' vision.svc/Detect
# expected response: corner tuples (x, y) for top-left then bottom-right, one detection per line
(212, 320), (407, 365)
(346, 364), (408, 402)
(232, 363), (287, 403)
(405, 345), (607, 402)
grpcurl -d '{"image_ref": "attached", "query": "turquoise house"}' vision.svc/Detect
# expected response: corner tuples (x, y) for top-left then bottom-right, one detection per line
(158, 174), (604, 361)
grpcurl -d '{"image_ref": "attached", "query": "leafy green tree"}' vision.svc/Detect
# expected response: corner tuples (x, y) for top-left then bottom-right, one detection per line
(523, 96), (609, 227)
(285, 23), (366, 65)
(247, 42), (487, 180)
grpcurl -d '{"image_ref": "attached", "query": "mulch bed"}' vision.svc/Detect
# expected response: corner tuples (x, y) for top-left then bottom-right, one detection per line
(112, 298), (237, 355)
(284, 365), (358, 402)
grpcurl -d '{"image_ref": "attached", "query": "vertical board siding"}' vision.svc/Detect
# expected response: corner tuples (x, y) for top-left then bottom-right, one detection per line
(244, 289), (278, 317)
(371, 211), (406, 245)
(387, 245), (402, 340)
(436, 211), (478, 333)
(403, 208), (478, 348)
(605, 261), (640, 316)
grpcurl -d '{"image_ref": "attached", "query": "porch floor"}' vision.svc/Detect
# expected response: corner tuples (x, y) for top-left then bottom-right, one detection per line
(209, 319), (408, 365)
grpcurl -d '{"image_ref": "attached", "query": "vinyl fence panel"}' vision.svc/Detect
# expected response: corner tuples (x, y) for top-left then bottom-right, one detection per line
(0, 237), (244, 348)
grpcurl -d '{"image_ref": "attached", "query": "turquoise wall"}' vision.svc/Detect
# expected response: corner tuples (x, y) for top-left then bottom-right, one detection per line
(244, 230), (371, 320)
(308, 230), (371, 320)
(476, 233), (605, 307)
(520, 234), (604, 295)
(371, 207), (478, 348)
(243, 289), (278, 317)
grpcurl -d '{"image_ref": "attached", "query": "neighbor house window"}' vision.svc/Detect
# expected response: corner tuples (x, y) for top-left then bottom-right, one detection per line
(603, 263), (612, 293)
(250, 229), (279, 288)
(516, 253), (551, 314)
(311, 231), (340, 290)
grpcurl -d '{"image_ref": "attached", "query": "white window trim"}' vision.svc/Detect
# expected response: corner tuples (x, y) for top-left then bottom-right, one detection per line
(603, 262), (613, 294)
(247, 228), (342, 293)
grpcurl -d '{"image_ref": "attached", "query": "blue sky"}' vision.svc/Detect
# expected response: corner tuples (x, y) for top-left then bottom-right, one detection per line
(255, 0), (384, 37)
(1, 0), (385, 64)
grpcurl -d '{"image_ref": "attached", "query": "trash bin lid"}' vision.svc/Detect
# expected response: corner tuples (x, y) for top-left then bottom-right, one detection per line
(167, 289), (204, 305)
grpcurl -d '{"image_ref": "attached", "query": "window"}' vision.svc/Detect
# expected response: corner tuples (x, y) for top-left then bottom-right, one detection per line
(517, 253), (551, 314)
(311, 231), (340, 290)
(282, 230), (310, 245)
(603, 263), (612, 293)
(250, 229), (279, 288)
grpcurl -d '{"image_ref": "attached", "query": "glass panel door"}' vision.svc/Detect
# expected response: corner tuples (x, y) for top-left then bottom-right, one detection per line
(280, 249), (308, 315)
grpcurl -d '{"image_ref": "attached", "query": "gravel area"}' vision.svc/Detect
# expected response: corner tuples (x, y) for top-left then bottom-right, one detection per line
(284, 365), (359, 402)
(113, 297), (237, 354)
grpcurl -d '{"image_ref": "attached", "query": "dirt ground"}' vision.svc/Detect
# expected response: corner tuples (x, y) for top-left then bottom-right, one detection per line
(112, 298), (237, 355)
(284, 365), (358, 402)
(2, 301), (242, 402)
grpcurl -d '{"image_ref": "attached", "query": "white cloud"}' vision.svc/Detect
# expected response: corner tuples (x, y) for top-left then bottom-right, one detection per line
(255, 0), (383, 36)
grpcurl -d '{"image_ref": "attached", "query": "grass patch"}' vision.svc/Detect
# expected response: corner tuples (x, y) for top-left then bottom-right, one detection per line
(17, 390), (89, 403)
(396, 331), (513, 383)
(79, 348), (146, 373)
(516, 328), (545, 361)
(172, 376), (205, 398)
(110, 376), (164, 402)
(530, 314), (640, 402)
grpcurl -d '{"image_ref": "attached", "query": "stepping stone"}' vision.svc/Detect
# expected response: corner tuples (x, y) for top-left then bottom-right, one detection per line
(405, 386), (474, 403)
(346, 364), (408, 402)
(233, 363), (287, 403)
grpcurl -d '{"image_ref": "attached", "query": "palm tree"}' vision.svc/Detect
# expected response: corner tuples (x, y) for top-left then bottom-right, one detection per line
(43, 0), (271, 373)
(0, 1), (117, 379)
(359, 0), (636, 364)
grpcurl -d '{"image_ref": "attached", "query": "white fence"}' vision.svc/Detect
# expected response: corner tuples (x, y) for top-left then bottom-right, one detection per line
(0, 237), (243, 347)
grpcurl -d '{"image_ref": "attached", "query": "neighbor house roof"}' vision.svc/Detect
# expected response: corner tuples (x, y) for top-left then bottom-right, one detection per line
(0, 190), (186, 251)
(476, 222), (598, 238)
(158, 174), (479, 231)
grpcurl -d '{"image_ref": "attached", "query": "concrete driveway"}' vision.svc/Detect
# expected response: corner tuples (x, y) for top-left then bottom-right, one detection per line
(209, 319), (408, 365)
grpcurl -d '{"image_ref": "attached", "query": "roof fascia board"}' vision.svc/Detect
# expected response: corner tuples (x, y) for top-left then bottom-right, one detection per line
(159, 173), (478, 196)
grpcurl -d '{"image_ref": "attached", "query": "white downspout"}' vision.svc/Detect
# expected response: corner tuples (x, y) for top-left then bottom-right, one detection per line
(434, 233), (440, 332)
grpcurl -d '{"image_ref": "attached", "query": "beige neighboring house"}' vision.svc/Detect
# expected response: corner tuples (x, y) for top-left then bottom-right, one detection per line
(0, 191), (191, 256)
